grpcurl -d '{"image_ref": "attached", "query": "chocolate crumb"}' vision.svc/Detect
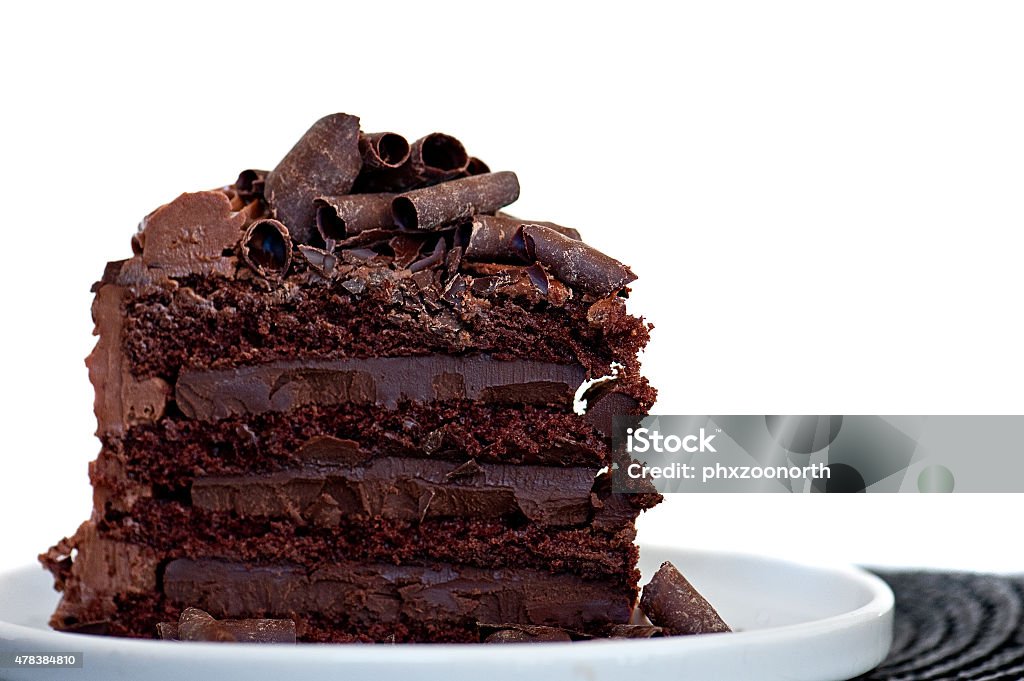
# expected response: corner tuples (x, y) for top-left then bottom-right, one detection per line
(479, 623), (573, 643)
(161, 607), (296, 643)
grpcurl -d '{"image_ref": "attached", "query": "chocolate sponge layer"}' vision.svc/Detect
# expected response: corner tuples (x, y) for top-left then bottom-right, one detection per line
(120, 269), (652, 383)
(106, 400), (619, 491)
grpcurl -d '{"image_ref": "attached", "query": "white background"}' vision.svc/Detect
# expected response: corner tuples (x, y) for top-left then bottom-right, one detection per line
(0, 1), (1022, 577)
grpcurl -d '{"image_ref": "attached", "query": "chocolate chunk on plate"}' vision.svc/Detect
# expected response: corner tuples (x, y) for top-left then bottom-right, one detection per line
(640, 561), (731, 636)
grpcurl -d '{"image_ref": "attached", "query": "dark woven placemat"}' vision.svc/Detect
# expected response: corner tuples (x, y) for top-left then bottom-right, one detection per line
(854, 571), (1024, 680)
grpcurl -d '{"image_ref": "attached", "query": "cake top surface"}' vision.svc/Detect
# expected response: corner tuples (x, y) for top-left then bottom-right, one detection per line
(114, 113), (638, 306)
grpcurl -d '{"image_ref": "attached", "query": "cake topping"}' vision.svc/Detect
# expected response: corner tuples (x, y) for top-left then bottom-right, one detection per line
(465, 157), (491, 175)
(390, 171), (521, 231)
(240, 219), (292, 277)
(514, 225), (636, 297)
(315, 193), (396, 240)
(296, 244), (337, 276)
(465, 215), (581, 263)
(354, 132), (469, 192)
(358, 132), (411, 170)
(639, 561), (732, 635)
(234, 169), (267, 202)
(140, 191), (246, 277)
(264, 113), (362, 244)
(128, 113), (638, 301)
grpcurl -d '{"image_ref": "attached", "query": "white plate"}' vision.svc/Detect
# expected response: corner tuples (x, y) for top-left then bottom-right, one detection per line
(0, 546), (893, 681)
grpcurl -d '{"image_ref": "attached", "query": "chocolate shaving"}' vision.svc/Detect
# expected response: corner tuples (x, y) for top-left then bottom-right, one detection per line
(445, 459), (486, 482)
(264, 113), (362, 243)
(515, 225), (635, 296)
(441, 273), (468, 305)
(359, 132), (411, 169)
(409, 238), (447, 273)
(389, 233), (426, 268)
(335, 227), (406, 250)
(178, 607), (237, 642)
(297, 244), (337, 276)
(240, 219), (292, 277)
(465, 215), (581, 263)
(392, 172), (520, 231)
(315, 193), (396, 240)
(479, 623), (574, 643)
(444, 245), (463, 279)
(639, 561), (731, 636)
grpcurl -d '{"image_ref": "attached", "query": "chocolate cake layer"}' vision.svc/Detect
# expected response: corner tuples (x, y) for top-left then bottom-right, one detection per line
(100, 500), (642, 581)
(115, 263), (651, 383)
(104, 401), (622, 493)
(162, 559), (632, 634)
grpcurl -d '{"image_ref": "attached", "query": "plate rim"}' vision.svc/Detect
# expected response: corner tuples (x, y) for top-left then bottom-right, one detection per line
(0, 545), (894, 664)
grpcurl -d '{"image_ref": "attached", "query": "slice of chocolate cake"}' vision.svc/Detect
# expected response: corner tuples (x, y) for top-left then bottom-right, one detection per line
(40, 113), (660, 643)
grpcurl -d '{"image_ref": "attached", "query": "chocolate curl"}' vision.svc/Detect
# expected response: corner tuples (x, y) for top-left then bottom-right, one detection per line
(234, 169), (267, 201)
(240, 219), (292, 277)
(465, 215), (581, 262)
(639, 562), (731, 636)
(465, 157), (491, 175)
(392, 171), (521, 231)
(264, 113), (362, 243)
(359, 132), (410, 169)
(514, 224), (635, 296)
(315, 193), (396, 241)
(496, 213), (583, 240)
(355, 132), (469, 192)
(407, 132), (470, 182)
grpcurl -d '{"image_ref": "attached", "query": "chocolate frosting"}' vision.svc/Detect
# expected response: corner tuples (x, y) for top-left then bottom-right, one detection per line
(175, 355), (586, 421)
(86, 284), (171, 435)
(139, 191), (246, 277)
(190, 457), (600, 528)
(163, 558), (632, 630)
